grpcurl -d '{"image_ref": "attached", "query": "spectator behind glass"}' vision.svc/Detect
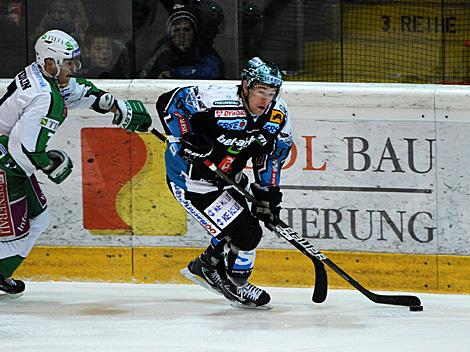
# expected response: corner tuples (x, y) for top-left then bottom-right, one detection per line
(239, 1), (263, 62)
(139, 4), (224, 79)
(0, 0), (27, 77)
(32, 0), (89, 44)
(88, 0), (161, 79)
(81, 30), (124, 79)
(183, 0), (225, 53)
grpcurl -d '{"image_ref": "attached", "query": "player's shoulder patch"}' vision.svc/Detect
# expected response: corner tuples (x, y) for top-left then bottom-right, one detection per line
(269, 109), (285, 124)
(184, 86), (205, 112)
(268, 98), (289, 123)
(274, 98), (288, 116)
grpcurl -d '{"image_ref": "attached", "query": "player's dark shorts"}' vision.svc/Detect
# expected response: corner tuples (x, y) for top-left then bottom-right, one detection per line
(168, 181), (263, 251)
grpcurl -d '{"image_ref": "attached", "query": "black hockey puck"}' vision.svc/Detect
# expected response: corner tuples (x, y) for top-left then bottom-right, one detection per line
(410, 305), (423, 312)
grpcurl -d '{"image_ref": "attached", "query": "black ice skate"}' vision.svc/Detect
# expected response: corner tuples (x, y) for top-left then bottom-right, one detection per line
(220, 279), (271, 309)
(0, 275), (25, 298)
(180, 256), (223, 295)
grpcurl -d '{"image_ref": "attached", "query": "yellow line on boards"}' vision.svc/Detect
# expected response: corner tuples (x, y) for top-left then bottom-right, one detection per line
(14, 246), (470, 294)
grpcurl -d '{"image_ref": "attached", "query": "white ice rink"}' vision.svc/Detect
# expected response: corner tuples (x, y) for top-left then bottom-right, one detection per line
(1, 282), (469, 352)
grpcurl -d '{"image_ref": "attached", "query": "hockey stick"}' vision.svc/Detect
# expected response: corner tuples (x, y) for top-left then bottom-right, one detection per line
(151, 128), (422, 309)
(150, 128), (327, 303)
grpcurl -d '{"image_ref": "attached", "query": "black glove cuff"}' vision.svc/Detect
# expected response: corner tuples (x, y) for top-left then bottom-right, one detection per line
(251, 184), (282, 205)
(179, 133), (213, 161)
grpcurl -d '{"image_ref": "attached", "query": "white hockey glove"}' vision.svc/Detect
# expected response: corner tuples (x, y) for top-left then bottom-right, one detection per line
(42, 150), (73, 184)
(112, 100), (152, 132)
(94, 92), (116, 113)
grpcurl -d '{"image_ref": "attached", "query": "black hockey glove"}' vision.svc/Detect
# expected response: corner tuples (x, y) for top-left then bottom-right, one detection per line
(179, 133), (213, 162)
(250, 184), (283, 229)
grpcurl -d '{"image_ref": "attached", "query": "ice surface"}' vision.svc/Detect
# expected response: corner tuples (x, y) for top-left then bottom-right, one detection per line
(0, 282), (469, 352)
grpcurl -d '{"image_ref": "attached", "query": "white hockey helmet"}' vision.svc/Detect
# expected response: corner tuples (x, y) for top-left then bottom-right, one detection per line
(35, 29), (81, 75)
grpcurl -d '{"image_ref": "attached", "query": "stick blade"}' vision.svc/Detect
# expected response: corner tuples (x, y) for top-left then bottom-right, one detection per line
(311, 258), (328, 303)
(372, 293), (422, 307)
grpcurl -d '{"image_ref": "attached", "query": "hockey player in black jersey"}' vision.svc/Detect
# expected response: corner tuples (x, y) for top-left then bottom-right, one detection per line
(156, 57), (292, 308)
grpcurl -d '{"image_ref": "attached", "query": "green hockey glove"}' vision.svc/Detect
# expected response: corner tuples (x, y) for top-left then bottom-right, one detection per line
(112, 100), (152, 132)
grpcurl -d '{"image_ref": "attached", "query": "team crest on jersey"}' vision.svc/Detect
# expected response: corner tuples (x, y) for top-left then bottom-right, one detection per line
(216, 119), (247, 130)
(185, 90), (201, 111)
(39, 117), (60, 131)
(269, 109), (285, 124)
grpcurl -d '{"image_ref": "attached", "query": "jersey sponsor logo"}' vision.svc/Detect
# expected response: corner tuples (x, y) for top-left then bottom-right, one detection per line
(255, 133), (268, 146)
(263, 122), (280, 134)
(17, 70), (31, 90)
(204, 191), (243, 229)
(215, 109), (246, 118)
(31, 63), (48, 89)
(269, 109), (285, 124)
(0, 172), (14, 238)
(216, 134), (256, 153)
(270, 159), (279, 185)
(216, 119), (247, 130)
(213, 100), (240, 106)
(39, 117), (60, 131)
(233, 250), (256, 270)
(173, 185), (220, 235)
(174, 112), (190, 135)
(218, 155), (236, 173)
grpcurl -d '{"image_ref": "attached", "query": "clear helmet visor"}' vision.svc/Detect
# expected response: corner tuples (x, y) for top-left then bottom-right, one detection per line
(61, 47), (82, 74)
(72, 56), (82, 72)
(71, 47), (82, 72)
(250, 83), (279, 100)
(61, 57), (82, 74)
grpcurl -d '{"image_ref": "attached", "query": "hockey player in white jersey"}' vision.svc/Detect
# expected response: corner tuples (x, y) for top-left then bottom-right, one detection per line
(0, 30), (152, 296)
(156, 57), (292, 308)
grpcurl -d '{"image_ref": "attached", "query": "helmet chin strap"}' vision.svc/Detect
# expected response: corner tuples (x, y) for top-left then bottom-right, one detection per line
(38, 59), (63, 80)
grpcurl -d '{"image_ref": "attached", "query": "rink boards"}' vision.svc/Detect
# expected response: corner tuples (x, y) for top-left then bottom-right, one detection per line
(1, 79), (470, 293)
(15, 246), (470, 294)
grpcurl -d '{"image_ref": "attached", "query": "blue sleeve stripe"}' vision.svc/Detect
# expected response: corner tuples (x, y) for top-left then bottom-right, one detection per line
(257, 136), (292, 187)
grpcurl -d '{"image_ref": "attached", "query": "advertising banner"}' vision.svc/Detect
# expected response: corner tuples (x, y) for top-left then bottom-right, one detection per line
(1, 80), (469, 256)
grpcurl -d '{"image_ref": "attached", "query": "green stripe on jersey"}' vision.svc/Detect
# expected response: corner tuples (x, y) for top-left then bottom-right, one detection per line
(30, 80), (65, 169)
(75, 78), (103, 97)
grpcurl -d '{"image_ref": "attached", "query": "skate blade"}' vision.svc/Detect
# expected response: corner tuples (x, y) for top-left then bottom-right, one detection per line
(180, 268), (223, 296)
(229, 300), (273, 310)
(0, 292), (24, 301)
